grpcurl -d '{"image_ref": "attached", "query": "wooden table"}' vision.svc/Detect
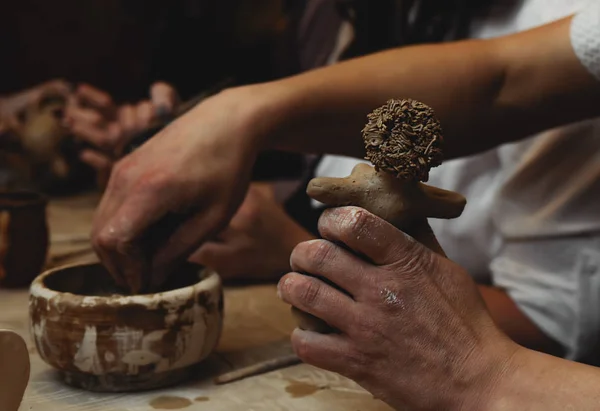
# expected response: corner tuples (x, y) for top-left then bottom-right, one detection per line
(0, 192), (391, 411)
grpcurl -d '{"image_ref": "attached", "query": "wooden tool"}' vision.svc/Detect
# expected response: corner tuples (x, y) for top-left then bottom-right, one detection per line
(214, 354), (301, 385)
(0, 329), (30, 411)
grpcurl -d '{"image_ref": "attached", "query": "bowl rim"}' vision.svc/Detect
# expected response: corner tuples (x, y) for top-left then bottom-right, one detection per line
(30, 262), (220, 305)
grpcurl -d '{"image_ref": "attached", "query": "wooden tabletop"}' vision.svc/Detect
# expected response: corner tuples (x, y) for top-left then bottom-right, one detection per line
(0, 192), (391, 411)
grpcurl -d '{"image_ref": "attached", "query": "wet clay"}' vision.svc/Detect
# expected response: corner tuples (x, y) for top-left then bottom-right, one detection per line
(285, 380), (329, 398)
(29, 263), (224, 392)
(149, 396), (192, 410)
(300, 99), (467, 333)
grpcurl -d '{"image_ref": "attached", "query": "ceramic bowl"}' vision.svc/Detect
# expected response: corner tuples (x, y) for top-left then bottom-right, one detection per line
(29, 262), (223, 392)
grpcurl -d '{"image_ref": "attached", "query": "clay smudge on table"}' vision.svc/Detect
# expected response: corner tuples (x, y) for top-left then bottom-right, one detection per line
(194, 396), (210, 402)
(149, 395), (193, 409)
(285, 379), (329, 398)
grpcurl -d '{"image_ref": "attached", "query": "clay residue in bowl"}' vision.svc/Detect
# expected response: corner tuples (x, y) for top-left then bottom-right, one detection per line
(42, 263), (205, 297)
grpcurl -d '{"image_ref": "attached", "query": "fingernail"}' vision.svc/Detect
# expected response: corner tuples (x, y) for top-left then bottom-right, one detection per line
(277, 276), (293, 300)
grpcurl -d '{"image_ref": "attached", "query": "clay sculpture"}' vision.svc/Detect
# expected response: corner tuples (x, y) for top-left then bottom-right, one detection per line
(30, 262), (223, 392)
(295, 99), (467, 333)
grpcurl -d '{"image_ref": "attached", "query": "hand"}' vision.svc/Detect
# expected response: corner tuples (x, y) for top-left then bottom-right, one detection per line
(64, 83), (178, 188)
(190, 183), (314, 281)
(0, 80), (71, 131)
(92, 87), (267, 293)
(278, 206), (519, 411)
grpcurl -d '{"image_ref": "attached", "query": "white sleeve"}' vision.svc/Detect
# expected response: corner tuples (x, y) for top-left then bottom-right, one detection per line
(491, 234), (600, 363)
(571, 1), (600, 81)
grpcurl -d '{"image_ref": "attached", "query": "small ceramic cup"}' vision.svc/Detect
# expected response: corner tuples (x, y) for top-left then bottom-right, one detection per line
(0, 190), (48, 287)
(30, 262), (223, 392)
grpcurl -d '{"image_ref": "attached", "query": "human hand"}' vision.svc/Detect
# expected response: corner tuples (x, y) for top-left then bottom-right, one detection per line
(278, 206), (519, 411)
(64, 83), (178, 188)
(0, 79), (71, 131)
(92, 87), (267, 293)
(190, 183), (314, 282)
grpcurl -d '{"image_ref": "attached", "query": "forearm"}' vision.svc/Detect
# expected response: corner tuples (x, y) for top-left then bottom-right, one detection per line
(242, 16), (600, 159)
(489, 347), (600, 411)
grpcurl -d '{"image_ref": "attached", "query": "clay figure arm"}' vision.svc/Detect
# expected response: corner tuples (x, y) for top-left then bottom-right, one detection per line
(277, 207), (600, 411)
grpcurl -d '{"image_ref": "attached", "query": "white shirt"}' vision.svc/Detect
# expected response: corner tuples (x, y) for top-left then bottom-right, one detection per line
(314, 0), (600, 363)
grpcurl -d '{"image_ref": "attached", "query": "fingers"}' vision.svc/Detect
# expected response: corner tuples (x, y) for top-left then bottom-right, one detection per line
(318, 206), (425, 266)
(278, 272), (355, 332)
(66, 105), (105, 127)
(290, 329), (361, 376)
(75, 84), (114, 112)
(92, 168), (166, 292)
(37, 79), (72, 98)
(118, 104), (137, 138)
(149, 206), (229, 290)
(150, 82), (179, 116)
(290, 239), (372, 298)
(134, 101), (154, 130)
(80, 149), (113, 172)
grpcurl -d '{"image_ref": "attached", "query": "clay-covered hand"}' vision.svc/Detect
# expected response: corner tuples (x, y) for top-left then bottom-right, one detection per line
(308, 162), (465, 255)
(278, 206), (518, 411)
(92, 87), (264, 293)
(190, 183), (314, 281)
(0, 79), (71, 131)
(64, 83), (178, 188)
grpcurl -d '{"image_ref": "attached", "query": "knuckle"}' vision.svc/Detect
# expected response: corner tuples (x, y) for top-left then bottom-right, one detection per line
(110, 160), (130, 181)
(106, 162), (128, 191)
(308, 240), (336, 272)
(93, 229), (117, 251)
(344, 349), (370, 381)
(386, 240), (435, 281)
(349, 312), (383, 344)
(295, 276), (322, 307)
(338, 207), (373, 238)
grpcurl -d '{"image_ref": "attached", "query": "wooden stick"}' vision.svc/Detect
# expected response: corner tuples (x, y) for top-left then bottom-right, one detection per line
(214, 354), (301, 385)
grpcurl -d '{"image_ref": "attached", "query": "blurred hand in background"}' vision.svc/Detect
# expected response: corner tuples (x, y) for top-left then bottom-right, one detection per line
(0, 79), (71, 132)
(64, 82), (179, 188)
(190, 183), (314, 282)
